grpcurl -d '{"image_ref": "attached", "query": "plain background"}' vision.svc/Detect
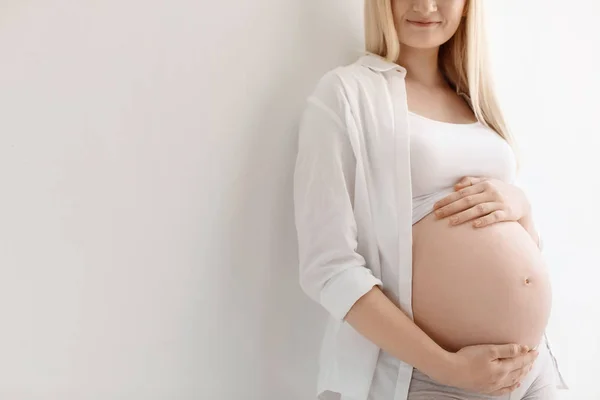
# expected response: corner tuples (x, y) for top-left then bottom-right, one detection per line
(0, 0), (598, 399)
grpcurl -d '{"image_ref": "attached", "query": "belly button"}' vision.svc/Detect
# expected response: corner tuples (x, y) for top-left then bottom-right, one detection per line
(524, 277), (532, 285)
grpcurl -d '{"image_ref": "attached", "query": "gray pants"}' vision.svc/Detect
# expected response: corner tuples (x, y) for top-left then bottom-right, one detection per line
(408, 342), (557, 400)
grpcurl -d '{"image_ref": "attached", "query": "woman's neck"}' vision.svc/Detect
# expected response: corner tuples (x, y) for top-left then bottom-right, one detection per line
(397, 45), (446, 88)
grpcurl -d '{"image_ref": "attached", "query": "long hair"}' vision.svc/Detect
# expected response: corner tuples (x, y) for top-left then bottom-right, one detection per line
(364, 0), (517, 154)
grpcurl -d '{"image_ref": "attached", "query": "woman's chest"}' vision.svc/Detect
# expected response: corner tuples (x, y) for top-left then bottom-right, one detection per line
(408, 115), (517, 197)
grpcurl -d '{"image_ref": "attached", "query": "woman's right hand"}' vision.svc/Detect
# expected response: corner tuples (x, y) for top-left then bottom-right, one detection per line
(433, 343), (539, 396)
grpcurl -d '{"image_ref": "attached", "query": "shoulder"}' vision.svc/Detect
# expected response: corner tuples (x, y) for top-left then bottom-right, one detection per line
(313, 55), (395, 92)
(308, 55), (400, 109)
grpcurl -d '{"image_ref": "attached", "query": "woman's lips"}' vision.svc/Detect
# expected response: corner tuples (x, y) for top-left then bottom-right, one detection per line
(407, 20), (441, 27)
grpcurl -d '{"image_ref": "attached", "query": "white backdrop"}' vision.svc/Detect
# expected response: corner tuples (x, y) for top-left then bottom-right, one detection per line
(0, 1), (597, 399)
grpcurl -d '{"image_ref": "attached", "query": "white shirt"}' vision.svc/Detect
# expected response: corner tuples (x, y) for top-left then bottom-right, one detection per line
(293, 53), (566, 400)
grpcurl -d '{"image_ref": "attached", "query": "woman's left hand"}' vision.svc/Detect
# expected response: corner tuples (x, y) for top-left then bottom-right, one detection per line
(433, 177), (531, 228)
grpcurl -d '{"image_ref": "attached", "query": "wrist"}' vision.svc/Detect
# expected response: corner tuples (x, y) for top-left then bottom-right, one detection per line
(518, 211), (533, 226)
(422, 347), (456, 383)
(518, 209), (542, 248)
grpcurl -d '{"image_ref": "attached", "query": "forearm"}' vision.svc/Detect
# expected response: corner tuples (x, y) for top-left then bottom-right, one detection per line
(344, 286), (451, 377)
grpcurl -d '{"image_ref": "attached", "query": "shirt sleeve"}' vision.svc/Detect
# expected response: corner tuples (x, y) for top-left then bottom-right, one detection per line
(293, 72), (383, 321)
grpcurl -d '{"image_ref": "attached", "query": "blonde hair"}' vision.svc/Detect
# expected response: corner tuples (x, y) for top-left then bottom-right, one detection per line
(365, 0), (518, 155)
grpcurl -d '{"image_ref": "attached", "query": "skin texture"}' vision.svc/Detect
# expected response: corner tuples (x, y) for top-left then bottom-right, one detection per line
(343, 0), (545, 396)
(416, 178), (552, 353)
(412, 211), (552, 353)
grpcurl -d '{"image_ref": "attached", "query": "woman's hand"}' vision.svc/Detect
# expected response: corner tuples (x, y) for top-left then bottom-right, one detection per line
(432, 344), (538, 396)
(433, 177), (531, 228)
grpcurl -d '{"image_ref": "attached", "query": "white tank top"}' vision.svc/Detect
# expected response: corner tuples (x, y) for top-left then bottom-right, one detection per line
(408, 111), (517, 225)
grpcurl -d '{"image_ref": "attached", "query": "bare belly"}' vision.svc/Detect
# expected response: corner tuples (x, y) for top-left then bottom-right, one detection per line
(412, 212), (552, 352)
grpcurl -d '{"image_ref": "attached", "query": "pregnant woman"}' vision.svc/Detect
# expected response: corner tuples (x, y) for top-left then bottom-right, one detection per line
(293, 1), (567, 399)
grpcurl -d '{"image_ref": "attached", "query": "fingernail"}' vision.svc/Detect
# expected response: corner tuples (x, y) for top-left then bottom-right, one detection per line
(450, 216), (458, 224)
(474, 220), (481, 227)
(521, 345), (529, 353)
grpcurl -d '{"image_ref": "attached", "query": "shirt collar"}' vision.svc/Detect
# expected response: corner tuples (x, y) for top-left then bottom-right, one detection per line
(358, 52), (407, 75)
(358, 53), (472, 99)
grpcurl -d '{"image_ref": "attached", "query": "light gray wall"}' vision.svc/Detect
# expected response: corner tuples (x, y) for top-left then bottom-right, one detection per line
(0, 1), (597, 399)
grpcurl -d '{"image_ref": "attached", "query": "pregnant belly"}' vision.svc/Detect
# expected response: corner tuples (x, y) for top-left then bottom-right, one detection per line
(412, 212), (552, 352)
